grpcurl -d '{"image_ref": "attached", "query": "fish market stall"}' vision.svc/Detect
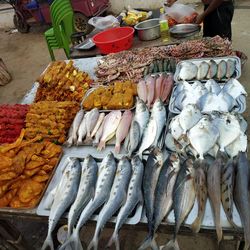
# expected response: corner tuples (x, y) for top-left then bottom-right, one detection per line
(0, 36), (249, 250)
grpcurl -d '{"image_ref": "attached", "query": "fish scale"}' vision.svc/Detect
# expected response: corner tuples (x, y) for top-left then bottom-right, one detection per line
(107, 156), (144, 250)
(42, 158), (81, 250)
(87, 156), (132, 250)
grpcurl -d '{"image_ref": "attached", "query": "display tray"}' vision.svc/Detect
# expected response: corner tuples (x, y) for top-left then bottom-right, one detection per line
(168, 83), (246, 114)
(174, 56), (241, 83)
(37, 147), (143, 225)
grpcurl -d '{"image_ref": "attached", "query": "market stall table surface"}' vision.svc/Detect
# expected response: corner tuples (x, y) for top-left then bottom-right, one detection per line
(0, 57), (246, 249)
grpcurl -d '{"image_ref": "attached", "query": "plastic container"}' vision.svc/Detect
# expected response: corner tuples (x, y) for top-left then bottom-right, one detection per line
(92, 27), (135, 54)
(159, 8), (169, 43)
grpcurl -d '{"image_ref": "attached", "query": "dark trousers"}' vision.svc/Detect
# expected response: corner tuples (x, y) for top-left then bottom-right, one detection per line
(203, 2), (234, 40)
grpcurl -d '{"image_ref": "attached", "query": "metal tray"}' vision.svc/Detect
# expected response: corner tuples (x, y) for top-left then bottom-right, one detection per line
(168, 82), (246, 114)
(174, 56), (241, 83)
(37, 148), (143, 225)
(169, 24), (201, 39)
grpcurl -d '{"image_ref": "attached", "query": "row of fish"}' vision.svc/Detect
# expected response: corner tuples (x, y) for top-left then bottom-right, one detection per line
(42, 153), (144, 250)
(137, 73), (173, 108)
(176, 58), (237, 81)
(124, 98), (167, 157)
(167, 104), (247, 160)
(139, 148), (250, 250)
(66, 108), (133, 153)
(169, 78), (247, 114)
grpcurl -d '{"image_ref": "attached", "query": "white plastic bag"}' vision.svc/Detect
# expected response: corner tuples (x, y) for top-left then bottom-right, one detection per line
(88, 15), (120, 30)
(165, 3), (196, 23)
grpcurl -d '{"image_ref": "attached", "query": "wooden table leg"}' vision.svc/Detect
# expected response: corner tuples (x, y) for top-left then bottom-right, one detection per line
(0, 219), (34, 250)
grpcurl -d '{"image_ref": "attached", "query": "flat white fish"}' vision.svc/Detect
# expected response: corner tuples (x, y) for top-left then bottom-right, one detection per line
(86, 108), (99, 141)
(77, 112), (89, 145)
(197, 61), (209, 80)
(205, 79), (221, 95)
(91, 113), (105, 138)
(179, 62), (198, 81)
(222, 78), (247, 99)
(188, 116), (219, 159)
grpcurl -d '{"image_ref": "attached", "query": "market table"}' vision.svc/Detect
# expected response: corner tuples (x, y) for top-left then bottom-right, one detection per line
(0, 55), (247, 249)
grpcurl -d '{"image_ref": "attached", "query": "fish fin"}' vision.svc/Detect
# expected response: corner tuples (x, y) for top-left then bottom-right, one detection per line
(84, 136), (92, 144)
(161, 239), (180, 250)
(106, 232), (120, 250)
(114, 144), (121, 154)
(97, 140), (106, 151)
(191, 217), (202, 233)
(138, 234), (159, 250)
(60, 229), (81, 250)
(41, 235), (54, 250)
(87, 235), (98, 250)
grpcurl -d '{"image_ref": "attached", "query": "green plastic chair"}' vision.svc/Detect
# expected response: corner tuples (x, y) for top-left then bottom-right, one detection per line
(44, 0), (74, 60)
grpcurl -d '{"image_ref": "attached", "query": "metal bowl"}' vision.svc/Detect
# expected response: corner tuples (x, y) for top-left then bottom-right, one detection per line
(169, 24), (201, 38)
(134, 18), (161, 41)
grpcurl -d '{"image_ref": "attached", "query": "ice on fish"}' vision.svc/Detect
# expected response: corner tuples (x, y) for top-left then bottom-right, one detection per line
(178, 62), (198, 81)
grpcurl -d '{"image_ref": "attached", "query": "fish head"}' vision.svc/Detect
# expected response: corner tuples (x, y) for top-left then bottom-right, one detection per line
(136, 98), (148, 112)
(131, 155), (141, 170)
(185, 158), (194, 175)
(152, 147), (164, 166)
(170, 152), (180, 168)
(152, 98), (164, 110)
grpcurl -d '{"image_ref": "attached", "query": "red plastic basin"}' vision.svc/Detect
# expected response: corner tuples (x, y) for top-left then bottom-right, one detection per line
(92, 27), (135, 54)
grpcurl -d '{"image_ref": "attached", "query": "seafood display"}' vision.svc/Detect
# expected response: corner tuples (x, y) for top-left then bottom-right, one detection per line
(0, 104), (29, 144)
(137, 73), (174, 107)
(175, 57), (240, 81)
(42, 153), (144, 250)
(82, 81), (137, 110)
(95, 36), (233, 84)
(25, 101), (79, 144)
(36, 61), (92, 103)
(0, 131), (62, 208)
(169, 79), (247, 113)
(66, 109), (133, 153)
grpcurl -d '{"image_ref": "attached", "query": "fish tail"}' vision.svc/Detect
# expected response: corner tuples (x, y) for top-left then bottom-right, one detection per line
(138, 235), (159, 250)
(41, 234), (54, 250)
(162, 239), (180, 250)
(114, 144), (121, 154)
(87, 235), (98, 250)
(76, 139), (82, 146)
(216, 224), (223, 243)
(97, 140), (105, 151)
(191, 217), (202, 233)
(61, 229), (81, 250)
(84, 136), (92, 144)
(106, 232), (120, 250)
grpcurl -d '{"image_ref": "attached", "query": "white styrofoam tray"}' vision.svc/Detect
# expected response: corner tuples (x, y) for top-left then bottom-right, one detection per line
(174, 56), (241, 83)
(37, 145), (142, 225)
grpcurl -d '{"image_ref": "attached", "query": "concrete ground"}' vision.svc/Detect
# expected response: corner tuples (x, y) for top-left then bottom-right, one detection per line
(0, 1), (249, 250)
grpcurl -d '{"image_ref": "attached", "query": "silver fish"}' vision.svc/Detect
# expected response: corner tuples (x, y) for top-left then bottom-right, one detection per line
(66, 155), (98, 238)
(87, 156), (132, 250)
(221, 158), (238, 228)
(107, 156), (144, 250)
(92, 114), (106, 146)
(140, 153), (180, 250)
(77, 112), (89, 146)
(127, 120), (141, 157)
(234, 152), (250, 250)
(207, 152), (227, 243)
(163, 159), (195, 250)
(226, 59), (235, 78)
(217, 60), (227, 80)
(134, 98), (150, 140)
(138, 99), (166, 155)
(63, 152), (117, 250)
(207, 59), (217, 78)
(42, 158), (81, 250)
(197, 61), (209, 80)
(191, 164), (207, 233)
(139, 148), (164, 250)
(179, 62), (198, 81)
